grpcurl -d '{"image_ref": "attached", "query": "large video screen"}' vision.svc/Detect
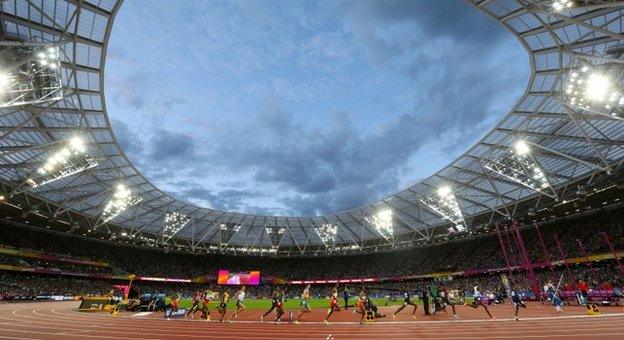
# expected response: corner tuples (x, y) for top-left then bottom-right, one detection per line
(217, 270), (260, 285)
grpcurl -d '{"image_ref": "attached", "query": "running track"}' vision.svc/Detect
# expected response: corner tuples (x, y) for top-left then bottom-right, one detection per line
(1, 301), (624, 339)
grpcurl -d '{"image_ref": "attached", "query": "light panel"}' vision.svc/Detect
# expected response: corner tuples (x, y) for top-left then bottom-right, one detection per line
(561, 59), (624, 119)
(551, 0), (574, 11)
(100, 184), (142, 224)
(419, 186), (466, 232)
(265, 226), (285, 248)
(365, 209), (393, 241)
(313, 223), (338, 249)
(20, 137), (98, 192)
(219, 223), (241, 247)
(0, 43), (63, 108)
(163, 211), (190, 242)
(485, 140), (556, 198)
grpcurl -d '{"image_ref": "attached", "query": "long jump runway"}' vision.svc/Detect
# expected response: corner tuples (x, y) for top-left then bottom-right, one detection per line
(1, 301), (624, 339)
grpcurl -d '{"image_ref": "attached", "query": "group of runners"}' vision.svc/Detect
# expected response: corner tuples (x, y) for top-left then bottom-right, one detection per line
(174, 278), (570, 324)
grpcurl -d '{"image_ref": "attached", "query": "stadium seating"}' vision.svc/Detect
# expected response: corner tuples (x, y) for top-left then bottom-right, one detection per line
(1, 206), (624, 301)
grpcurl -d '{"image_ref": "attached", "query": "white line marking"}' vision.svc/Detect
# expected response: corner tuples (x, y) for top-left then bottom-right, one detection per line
(132, 312), (153, 317)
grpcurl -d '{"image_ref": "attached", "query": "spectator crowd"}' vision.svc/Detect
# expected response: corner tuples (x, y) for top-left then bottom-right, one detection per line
(1, 207), (624, 301)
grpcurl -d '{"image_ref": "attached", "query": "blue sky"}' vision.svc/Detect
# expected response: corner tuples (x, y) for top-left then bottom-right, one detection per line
(105, 0), (529, 216)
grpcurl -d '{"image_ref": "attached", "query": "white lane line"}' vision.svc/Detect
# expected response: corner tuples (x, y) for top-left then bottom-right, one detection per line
(55, 329), (93, 336)
(2, 312), (624, 338)
(16, 306), (624, 332)
(132, 312), (153, 317)
(0, 335), (41, 340)
(4, 303), (624, 339)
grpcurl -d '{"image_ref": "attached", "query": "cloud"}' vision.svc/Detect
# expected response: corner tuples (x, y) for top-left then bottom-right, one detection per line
(171, 181), (269, 213)
(148, 129), (195, 162)
(105, 0), (529, 216)
(109, 118), (143, 157)
(340, 0), (527, 149)
(205, 105), (432, 214)
(357, 0), (507, 46)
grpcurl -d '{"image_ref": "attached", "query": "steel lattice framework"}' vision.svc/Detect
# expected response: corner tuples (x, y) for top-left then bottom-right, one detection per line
(1, 0), (624, 256)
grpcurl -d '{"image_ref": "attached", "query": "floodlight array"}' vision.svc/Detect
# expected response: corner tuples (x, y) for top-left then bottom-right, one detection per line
(265, 226), (285, 248)
(485, 141), (556, 198)
(219, 223), (241, 246)
(264, 226), (285, 234)
(561, 59), (624, 118)
(419, 186), (466, 232)
(101, 184), (142, 224)
(365, 209), (393, 241)
(334, 244), (360, 251)
(551, 0), (574, 11)
(314, 223), (338, 248)
(24, 137), (97, 190)
(163, 211), (190, 242)
(0, 44), (63, 108)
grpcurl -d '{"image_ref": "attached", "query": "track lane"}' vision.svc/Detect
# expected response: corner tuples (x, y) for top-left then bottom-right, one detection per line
(1, 301), (623, 339)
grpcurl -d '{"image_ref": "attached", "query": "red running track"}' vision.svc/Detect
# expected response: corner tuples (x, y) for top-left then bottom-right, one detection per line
(1, 301), (624, 339)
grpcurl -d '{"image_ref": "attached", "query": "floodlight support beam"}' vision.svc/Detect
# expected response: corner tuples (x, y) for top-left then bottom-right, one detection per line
(11, 160), (98, 196)
(393, 210), (427, 239)
(431, 175), (510, 218)
(193, 216), (226, 248)
(568, 51), (624, 64)
(525, 140), (611, 173)
(548, 12), (624, 42)
(529, 0), (624, 16)
(562, 104), (613, 169)
(484, 162), (558, 199)
(333, 215), (363, 249)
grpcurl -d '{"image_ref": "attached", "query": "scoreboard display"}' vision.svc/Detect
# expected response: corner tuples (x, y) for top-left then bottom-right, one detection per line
(217, 270), (260, 285)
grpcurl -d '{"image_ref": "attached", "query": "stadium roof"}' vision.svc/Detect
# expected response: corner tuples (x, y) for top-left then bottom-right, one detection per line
(1, 0), (624, 255)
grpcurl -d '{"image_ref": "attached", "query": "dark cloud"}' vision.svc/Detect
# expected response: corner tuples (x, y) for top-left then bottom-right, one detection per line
(107, 0), (528, 216)
(361, 0), (506, 46)
(148, 129), (195, 162)
(207, 106), (424, 214)
(110, 118), (143, 156)
(173, 181), (267, 212)
(199, 0), (528, 215)
(341, 0), (527, 150)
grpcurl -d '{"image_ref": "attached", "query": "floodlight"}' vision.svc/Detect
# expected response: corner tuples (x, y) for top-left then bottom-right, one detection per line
(265, 226), (285, 248)
(364, 209), (393, 241)
(15, 137), (98, 193)
(513, 140), (530, 156)
(437, 186), (451, 197)
(0, 43), (63, 107)
(100, 184), (142, 224)
(264, 226), (285, 234)
(219, 223), (241, 246)
(561, 59), (624, 118)
(419, 186), (466, 232)
(485, 141), (556, 198)
(0, 73), (10, 90)
(313, 223), (338, 248)
(163, 211), (190, 242)
(551, 0), (574, 11)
